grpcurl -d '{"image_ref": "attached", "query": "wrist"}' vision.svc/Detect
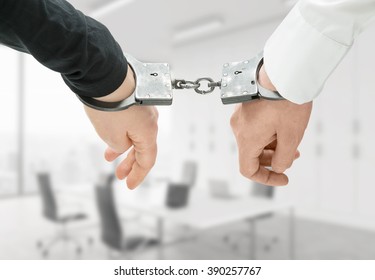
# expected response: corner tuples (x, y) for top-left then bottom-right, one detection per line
(94, 65), (135, 102)
(258, 64), (277, 92)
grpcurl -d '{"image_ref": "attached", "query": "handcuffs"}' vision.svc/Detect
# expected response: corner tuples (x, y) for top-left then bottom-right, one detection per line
(76, 51), (284, 112)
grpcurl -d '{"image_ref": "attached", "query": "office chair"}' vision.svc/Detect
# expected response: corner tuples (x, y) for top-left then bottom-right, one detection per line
(36, 173), (91, 257)
(94, 178), (158, 259)
(164, 161), (197, 209)
(165, 183), (190, 208)
(223, 182), (278, 252)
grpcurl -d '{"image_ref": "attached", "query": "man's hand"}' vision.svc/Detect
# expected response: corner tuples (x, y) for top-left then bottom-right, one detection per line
(230, 65), (312, 186)
(84, 65), (158, 189)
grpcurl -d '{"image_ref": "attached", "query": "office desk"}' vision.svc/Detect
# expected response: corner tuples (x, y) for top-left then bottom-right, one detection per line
(119, 191), (295, 260)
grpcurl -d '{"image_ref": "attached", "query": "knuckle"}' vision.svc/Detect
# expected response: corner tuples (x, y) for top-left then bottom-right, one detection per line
(230, 114), (238, 128)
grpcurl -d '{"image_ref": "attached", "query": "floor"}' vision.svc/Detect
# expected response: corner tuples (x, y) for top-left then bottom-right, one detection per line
(1, 196), (375, 260)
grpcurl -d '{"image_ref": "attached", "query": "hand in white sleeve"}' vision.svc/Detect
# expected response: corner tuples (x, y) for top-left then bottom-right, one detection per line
(231, 66), (312, 186)
(265, 0), (375, 104)
(231, 0), (375, 186)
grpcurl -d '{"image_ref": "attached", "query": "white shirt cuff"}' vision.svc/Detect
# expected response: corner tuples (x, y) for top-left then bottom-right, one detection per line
(264, 3), (351, 104)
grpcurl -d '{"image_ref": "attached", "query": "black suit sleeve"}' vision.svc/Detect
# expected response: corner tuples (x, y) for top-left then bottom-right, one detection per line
(0, 0), (127, 98)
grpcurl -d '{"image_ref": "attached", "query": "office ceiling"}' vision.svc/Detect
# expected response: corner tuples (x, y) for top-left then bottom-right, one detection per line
(71, 0), (293, 60)
(69, 0), (115, 12)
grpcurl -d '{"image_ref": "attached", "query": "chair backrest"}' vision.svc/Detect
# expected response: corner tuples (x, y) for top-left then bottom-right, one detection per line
(251, 181), (274, 199)
(166, 183), (190, 208)
(94, 177), (123, 250)
(180, 161), (197, 187)
(37, 173), (58, 221)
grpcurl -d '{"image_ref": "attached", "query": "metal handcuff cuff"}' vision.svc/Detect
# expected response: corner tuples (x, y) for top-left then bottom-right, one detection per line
(76, 52), (284, 112)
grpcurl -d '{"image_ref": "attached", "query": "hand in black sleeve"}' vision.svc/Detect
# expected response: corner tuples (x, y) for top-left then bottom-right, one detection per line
(0, 0), (127, 98)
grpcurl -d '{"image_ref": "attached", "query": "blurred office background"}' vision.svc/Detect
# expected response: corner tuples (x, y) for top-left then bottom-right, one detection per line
(1, 0), (375, 260)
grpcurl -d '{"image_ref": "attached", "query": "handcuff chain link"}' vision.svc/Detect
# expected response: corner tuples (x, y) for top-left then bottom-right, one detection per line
(173, 77), (221, 95)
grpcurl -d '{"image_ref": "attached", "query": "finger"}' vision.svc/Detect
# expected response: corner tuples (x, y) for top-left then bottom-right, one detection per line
(260, 149), (300, 167)
(126, 143), (157, 189)
(105, 147), (123, 162)
(105, 135), (133, 162)
(239, 146), (288, 186)
(104, 135), (133, 162)
(252, 166), (289, 186)
(126, 161), (148, 190)
(116, 148), (136, 180)
(272, 132), (301, 173)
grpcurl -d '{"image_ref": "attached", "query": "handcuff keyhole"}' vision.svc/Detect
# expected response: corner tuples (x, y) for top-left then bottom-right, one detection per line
(150, 73), (158, 77)
(234, 71), (242, 75)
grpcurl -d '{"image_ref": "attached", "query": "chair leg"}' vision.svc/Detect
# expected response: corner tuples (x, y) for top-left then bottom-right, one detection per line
(40, 234), (62, 258)
(66, 236), (83, 256)
(37, 223), (87, 258)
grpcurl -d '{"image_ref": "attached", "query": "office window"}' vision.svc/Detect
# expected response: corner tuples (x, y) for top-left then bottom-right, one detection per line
(23, 56), (105, 193)
(0, 47), (19, 196)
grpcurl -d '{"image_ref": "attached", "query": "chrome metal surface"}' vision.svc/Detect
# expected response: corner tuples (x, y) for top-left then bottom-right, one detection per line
(220, 52), (284, 104)
(76, 53), (173, 111)
(128, 53), (173, 106)
(173, 80), (200, 90)
(76, 51), (284, 111)
(173, 77), (221, 95)
(194, 77), (216, 95)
